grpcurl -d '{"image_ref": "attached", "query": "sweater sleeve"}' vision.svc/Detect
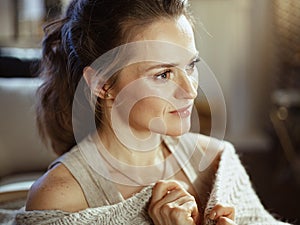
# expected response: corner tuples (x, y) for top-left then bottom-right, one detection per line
(204, 142), (293, 225)
(15, 186), (153, 225)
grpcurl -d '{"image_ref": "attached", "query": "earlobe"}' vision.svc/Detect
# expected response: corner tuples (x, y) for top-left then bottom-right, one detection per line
(98, 86), (113, 99)
(101, 84), (114, 99)
(104, 92), (113, 99)
(98, 89), (107, 99)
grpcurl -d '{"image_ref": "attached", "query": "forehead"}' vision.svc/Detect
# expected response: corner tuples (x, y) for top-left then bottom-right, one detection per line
(132, 15), (196, 54)
(89, 16), (197, 88)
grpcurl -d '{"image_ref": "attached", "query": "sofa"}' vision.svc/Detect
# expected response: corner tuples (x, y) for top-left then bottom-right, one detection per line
(0, 77), (57, 208)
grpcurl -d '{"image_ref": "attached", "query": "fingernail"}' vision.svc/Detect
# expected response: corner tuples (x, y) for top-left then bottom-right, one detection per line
(209, 211), (217, 220)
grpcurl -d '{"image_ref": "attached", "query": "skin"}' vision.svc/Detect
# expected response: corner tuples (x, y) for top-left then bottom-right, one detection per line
(26, 15), (236, 225)
(148, 180), (236, 225)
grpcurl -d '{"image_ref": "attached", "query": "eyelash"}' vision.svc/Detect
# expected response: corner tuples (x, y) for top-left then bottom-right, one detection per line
(154, 70), (172, 81)
(153, 58), (200, 81)
(186, 58), (200, 73)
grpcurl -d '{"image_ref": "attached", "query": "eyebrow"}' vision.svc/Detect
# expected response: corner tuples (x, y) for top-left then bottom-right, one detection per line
(144, 51), (199, 72)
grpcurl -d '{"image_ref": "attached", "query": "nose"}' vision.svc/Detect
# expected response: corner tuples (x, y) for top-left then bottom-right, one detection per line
(174, 70), (198, 99)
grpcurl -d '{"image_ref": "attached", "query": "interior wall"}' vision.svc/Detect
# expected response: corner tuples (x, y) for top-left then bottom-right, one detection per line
(190, 0), (274, 149)
(0, 0), (14, 40)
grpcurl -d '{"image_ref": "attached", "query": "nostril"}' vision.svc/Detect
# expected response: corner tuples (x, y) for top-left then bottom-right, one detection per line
(175, 84), (197, 99)
(175, 77), (198, 99)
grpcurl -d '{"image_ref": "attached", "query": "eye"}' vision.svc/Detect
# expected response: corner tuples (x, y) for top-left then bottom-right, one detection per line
(154, 70), (171, 81)
(186, 57), (200, 74)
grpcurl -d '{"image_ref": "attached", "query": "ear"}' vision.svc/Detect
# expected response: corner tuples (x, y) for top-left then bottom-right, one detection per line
(83, 66), (95, 88)
(83, 66), (114, 100)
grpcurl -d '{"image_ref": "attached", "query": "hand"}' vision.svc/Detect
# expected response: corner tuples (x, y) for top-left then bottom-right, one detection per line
(208, 204), (236, 225)
(148, 180), (200, 225)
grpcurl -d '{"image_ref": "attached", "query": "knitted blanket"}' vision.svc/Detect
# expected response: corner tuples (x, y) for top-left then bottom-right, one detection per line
(0, 144), (292, 225)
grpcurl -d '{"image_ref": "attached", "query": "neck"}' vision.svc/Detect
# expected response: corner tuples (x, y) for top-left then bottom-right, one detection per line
(95, 124), (167, 167)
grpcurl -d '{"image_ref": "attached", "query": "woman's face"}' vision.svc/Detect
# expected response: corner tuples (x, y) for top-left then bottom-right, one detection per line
(109, 15), (199, 139)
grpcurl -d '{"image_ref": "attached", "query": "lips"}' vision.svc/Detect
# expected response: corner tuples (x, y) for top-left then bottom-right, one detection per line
(169, 105), (192, 118)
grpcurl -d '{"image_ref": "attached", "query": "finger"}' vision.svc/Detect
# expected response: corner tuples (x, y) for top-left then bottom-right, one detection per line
(216, 216), (237, 225)
(209, 204), (235, 220)
(164, 202), (198, 225)
(161, 195), (197, 215)
(152, 187), (192, 220)
(181, 199), (199, 223)
(149, 180), (185, 223)
(173, 195), (196, 206)
(150, 180), (183, 204)
(157, 187), (191, 205)
(158, 195), (198, 225)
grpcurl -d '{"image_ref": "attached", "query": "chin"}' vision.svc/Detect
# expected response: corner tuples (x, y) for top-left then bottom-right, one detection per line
(165, 122), (191, 136)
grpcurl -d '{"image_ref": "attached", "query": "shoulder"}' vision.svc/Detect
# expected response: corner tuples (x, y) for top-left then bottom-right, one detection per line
(25, 163), (88, 212)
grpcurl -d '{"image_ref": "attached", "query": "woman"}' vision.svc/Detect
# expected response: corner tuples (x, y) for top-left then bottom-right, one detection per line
(19, 0), (290, 224)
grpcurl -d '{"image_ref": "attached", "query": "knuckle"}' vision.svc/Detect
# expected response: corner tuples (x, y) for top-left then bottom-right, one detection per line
(161, 203), (173, 215)
(187, 195), (196, 202)
(153, 180), (183, 194)
(214, 203), (224, 209)
(169, 206), (185, 218)
(153, 180), (166, 189)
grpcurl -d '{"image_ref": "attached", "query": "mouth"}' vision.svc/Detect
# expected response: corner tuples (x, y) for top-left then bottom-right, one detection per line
(169, 105), (193, 118)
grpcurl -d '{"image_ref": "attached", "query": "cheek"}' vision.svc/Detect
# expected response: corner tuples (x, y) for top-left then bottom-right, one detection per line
(129, 98), (173, 135)
(127, 98), (191, 136)
(115, 79), (174, 106)
(129, 97), (174, 131)
(130, 98), (168, 120)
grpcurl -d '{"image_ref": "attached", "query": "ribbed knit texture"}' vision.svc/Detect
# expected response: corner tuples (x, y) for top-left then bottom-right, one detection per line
(0, 138), (293, 225)
(203, 143), (291, 225)
(15, 186), (153, 225)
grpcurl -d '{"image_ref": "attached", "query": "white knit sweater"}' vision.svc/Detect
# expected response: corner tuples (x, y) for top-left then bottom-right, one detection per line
(0, 143), (292, 225)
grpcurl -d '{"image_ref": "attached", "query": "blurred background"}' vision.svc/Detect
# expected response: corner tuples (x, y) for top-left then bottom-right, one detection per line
(0, 0), (299, 223)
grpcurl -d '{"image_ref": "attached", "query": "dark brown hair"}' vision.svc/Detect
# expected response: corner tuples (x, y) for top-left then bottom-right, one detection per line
(37, 0), (194, 155)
